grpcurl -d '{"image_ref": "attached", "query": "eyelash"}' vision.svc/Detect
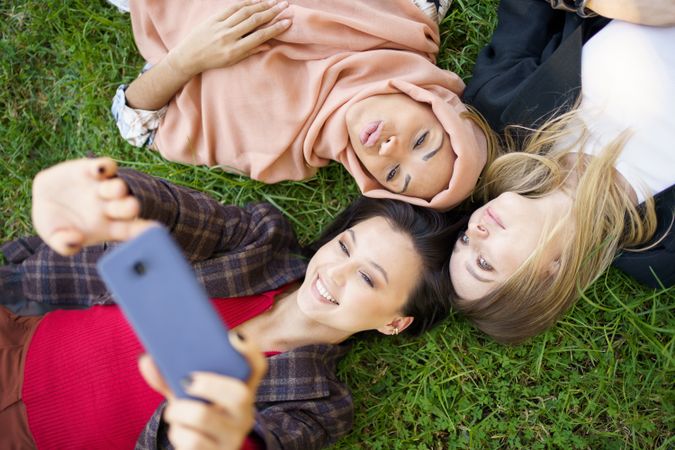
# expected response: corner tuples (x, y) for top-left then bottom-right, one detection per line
(459, 232), (494, 272)
(477, 256), (493, 272)
(338, 238), (375, 287)
(360, 272), (374, 287)
(386, 164), (399, 182)
(415, 131), (429, 148)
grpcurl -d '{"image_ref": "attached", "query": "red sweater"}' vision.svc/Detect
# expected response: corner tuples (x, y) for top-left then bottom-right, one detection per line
(22, 291), (278, 449)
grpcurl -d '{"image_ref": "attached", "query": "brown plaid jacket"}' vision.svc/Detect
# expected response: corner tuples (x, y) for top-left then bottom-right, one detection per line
(1, 168), (353, 450)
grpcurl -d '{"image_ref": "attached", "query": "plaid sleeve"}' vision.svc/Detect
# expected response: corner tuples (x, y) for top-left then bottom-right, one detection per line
(0, 236), (116, 307)
(135, 403), (173, 450)
(0, 169), (305, 307)
(252, 382), (354, 450)
(119, 169), (308, 297)
(251, 345), (354, 450)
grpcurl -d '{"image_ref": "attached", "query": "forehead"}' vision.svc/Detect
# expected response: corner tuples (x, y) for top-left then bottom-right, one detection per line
(350, 217), (421, 275)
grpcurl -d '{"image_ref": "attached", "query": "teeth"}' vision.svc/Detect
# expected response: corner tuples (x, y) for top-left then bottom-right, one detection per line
(316, 279), (339, 305)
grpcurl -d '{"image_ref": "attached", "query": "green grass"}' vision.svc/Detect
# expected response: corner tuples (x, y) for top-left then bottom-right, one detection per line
(1, 1), (673, 448)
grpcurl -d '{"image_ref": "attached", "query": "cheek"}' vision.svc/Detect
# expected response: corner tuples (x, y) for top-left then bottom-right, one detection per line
(498, 232), (538, 274)
(358, 153), (380, 172)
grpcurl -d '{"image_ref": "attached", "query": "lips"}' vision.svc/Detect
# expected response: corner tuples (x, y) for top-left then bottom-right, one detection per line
(486, 207), (505, 229)
(313, 277), (339, 305)
(359, 121), (383, 147)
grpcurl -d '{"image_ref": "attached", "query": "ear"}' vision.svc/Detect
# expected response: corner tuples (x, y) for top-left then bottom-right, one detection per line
(376, 316), (414, 336)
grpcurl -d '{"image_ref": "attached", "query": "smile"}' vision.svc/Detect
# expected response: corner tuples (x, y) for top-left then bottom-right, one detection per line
(359, 120), (383, 147)
(315, 277), (339, 305)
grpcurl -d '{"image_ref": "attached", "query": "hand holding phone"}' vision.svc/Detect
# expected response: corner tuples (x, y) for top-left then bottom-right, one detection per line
(97, 226), (250, 399)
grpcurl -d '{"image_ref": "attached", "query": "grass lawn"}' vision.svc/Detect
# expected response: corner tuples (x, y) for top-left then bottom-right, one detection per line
(1, 1), (673, 448)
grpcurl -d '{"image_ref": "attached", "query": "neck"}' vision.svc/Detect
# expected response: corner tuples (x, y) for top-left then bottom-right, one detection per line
(235, 286), (354, 352)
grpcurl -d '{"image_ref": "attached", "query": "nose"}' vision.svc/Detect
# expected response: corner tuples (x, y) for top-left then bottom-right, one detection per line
(325, 259), (350, 286)
(466, 221), (489, 239)
(378, 136), (400, 156)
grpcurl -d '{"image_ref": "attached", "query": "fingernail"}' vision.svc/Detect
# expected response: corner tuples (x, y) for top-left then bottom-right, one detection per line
(267, 0), (276, 5)
(180, 375), (193, 388)
(276, 1), (288, 8)
(279, 19), (290, 26)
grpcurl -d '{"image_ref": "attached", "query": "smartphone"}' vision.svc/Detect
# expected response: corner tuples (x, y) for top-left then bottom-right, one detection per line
(97, 226), (250, 399)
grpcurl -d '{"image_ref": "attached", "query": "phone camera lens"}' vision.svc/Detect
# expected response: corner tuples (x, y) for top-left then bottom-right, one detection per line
(133, 262), (146, 275)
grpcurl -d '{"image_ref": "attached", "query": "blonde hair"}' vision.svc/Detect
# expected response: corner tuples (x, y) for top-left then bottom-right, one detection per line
(452, 109), (657, 344)
(462, 104), (501, 197)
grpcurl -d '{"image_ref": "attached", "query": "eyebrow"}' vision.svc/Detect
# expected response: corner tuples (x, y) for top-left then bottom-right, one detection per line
(347, 228), (389, 283)
(397, 174), (411, 194)
(398, 134), (444, 194)
(369, 260), (389, 283)
(422, 134), (444, 161)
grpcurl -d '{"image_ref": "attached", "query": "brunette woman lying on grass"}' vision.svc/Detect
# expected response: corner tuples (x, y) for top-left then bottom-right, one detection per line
(0, 157), (467, 449)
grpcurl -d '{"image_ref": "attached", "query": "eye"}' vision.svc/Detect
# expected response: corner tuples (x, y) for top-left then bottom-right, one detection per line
(415, 131), (429, 148)
(386, 165), (399, 182)
(477, 255), (493, 272)
(338, 239), (349, 256)
(459, 232), (469, 245)
(359, 271), (374, 287)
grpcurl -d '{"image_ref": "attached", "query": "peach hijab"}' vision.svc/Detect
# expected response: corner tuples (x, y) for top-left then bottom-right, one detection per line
(130, 0), (487, 210)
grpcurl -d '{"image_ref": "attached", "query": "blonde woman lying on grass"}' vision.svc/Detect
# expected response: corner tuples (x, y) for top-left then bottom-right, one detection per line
(449, 21), (674, 343)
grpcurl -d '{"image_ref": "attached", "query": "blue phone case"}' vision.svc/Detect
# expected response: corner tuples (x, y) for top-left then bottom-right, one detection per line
(97, 226), (250, 399)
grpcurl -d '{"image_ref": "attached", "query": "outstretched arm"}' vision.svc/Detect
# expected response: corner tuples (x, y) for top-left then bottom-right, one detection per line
(124, 0), (291, 111)
(21, 157), (305, 306)
(586, 0), (675, 26)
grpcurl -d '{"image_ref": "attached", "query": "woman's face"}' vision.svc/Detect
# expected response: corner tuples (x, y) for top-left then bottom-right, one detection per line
(449, 191), (572, 301)
(346, 94), (455, 200)
(297, 217), (422, 334)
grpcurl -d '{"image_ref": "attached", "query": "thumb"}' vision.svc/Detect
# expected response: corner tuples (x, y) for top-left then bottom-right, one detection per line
(138, 354), (174, 400)
(47, 228), (85, 256)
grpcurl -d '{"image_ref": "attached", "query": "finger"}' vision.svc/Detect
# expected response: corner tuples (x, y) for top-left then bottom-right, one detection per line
(235, 18), (291, 56)
(164, 400), (240, 439)
(167, 424), (219, 450)
(103, 197), (140, 220)
(138, 354), (174, 399)
(88, 157), (118, 180)
(213, 0), (265, 23)
(47, 228), (85, 256)
(228, 1), (288, 38)
(228, 331), (268, 390)
(222, 0), (280, 29)
(97, 177), (129, 200)
(108, 219), (159, 242)
(184, 372), (255, 416)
